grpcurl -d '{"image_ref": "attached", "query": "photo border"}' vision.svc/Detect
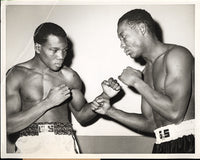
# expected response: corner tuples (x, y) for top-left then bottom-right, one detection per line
(1, 0), (200, 159)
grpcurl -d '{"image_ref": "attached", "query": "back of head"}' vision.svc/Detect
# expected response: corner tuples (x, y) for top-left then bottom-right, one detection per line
(34, 22), (67, 44)
(118, 9), (156, 35)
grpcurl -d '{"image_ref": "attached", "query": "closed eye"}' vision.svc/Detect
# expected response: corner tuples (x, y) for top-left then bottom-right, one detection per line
(62, 48), (68, 54)
(50, 48), (58, 52)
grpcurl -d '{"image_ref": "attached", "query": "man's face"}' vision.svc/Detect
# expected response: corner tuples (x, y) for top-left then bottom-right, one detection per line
(117, 21), (144, 59)
(38, 34), (68, 71)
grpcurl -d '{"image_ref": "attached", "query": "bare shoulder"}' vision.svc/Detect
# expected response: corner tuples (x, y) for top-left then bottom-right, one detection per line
(6, 61), (33, 83)
(7, 65), (28, 79)
(165, 45), (194, 66)
(6, 67), (26, 91)
(61, 66), (83, 90)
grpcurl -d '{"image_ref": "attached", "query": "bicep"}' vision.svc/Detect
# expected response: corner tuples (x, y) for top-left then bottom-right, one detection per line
(165, 51), (193, 111)
(6, 78), (22, 116)
(69, 89), (86, 111)
(66, 69), (86, 111)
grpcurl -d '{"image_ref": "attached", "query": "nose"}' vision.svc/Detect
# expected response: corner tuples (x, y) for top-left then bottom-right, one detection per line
(120, 40), (126, 49)
(56, 50), (65, 60)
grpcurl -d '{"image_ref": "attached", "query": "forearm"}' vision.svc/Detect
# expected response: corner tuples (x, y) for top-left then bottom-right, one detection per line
(98, 92), (111, 99)
(133, 81), (175, 121)
(7, 99), (52, 134)
(106, 107), (155, 133)
(70, 102), (97, 126)
(78, 92), (110, 123)
(81, 102), (98, 124)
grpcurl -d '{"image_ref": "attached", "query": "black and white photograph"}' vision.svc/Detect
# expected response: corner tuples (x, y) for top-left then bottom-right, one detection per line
(1, 0), (200, 159)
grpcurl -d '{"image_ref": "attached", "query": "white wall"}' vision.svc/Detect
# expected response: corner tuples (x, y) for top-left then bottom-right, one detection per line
(5, 4), (194, 136)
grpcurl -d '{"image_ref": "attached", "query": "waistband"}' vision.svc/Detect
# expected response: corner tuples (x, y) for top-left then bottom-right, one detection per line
(19, 122), (75, 137)
(154, 119), (195, 144)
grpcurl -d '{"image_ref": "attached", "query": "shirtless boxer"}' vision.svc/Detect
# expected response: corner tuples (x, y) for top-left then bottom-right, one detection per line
(6, 22), (120, 154)
(91, 9), (195, 153)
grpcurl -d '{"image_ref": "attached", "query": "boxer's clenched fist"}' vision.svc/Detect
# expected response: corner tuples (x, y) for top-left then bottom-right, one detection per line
(119, 66), (142, 87)
(102, 77), (121, 98)
(45, 84), (71, 107)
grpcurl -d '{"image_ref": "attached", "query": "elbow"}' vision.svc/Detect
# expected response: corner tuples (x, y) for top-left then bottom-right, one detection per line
(163, 101), (184, 123)
(7, 129), (12, 135)
(6, 119), (20, 135)
(79, 120), (90, 127)
(77, 115), (96, 127)
(76, 116), (89, 126)
(168, 111), (183, 124)
(79, 121), (88, 127)
(7, 123), (15, 135)
(78, 119), (87, 126)
(145, 119), (157, 133)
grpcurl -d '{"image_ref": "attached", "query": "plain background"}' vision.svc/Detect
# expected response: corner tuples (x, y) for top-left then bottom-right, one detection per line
(2, 3), (196, 155)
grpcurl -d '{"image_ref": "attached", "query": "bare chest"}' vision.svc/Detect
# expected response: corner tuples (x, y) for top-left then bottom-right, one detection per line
(144, 60), (168, 126)
(20, 71), (68, 104)
(144, 60), (166, 94)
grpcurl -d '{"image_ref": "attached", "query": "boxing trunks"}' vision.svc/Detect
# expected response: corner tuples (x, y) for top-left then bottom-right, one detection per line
(15, 122), (80, 154)
(152, 119), (195, 153)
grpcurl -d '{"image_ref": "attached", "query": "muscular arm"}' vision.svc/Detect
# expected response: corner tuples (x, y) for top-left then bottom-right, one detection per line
(66, 70), (99, 125)
(109, 102), (156, 132)
(93, 96), (156, 133)
(133, 48), (194, 123)
(6, 68), (51, 134)
(69, 89), (98, 125)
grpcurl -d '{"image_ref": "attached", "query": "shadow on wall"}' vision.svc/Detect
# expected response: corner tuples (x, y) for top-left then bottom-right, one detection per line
(63, 37), (74, 68)
(154, 20), (164, 43)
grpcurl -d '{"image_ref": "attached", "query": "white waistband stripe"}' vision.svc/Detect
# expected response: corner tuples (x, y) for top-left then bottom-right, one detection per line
(154, 119), (195, 144)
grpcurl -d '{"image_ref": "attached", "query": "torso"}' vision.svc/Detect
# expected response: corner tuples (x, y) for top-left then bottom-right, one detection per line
(17, 65), (73, 124)
(143, 44), (194, 128)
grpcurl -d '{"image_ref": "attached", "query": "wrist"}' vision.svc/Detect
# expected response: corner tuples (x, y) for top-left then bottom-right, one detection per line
(106, 106), (115, 116)
(100, 92), (111, 99)
(131, 79), (142, 88)
(42, 98), (54, 109)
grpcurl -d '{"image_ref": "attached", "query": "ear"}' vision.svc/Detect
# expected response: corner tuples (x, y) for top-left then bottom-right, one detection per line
(34, 43), (41, 54)
(137, 23), (147, 35)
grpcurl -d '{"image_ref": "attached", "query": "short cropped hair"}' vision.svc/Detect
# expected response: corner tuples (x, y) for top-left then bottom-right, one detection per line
(33, 22), (67, 44)
(118, 9), (156, 35)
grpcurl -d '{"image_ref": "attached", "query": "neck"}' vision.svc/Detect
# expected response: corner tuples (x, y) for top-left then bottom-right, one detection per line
(31, 54), (51, 73)
(142, 39), (167, 64)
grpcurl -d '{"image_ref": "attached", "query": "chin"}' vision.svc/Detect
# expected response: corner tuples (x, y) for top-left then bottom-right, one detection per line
(133, 55), (140, 59)
(50, 67), (62, 72)
(130, 54), (137, 59)
(131, 52), (141, 59)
